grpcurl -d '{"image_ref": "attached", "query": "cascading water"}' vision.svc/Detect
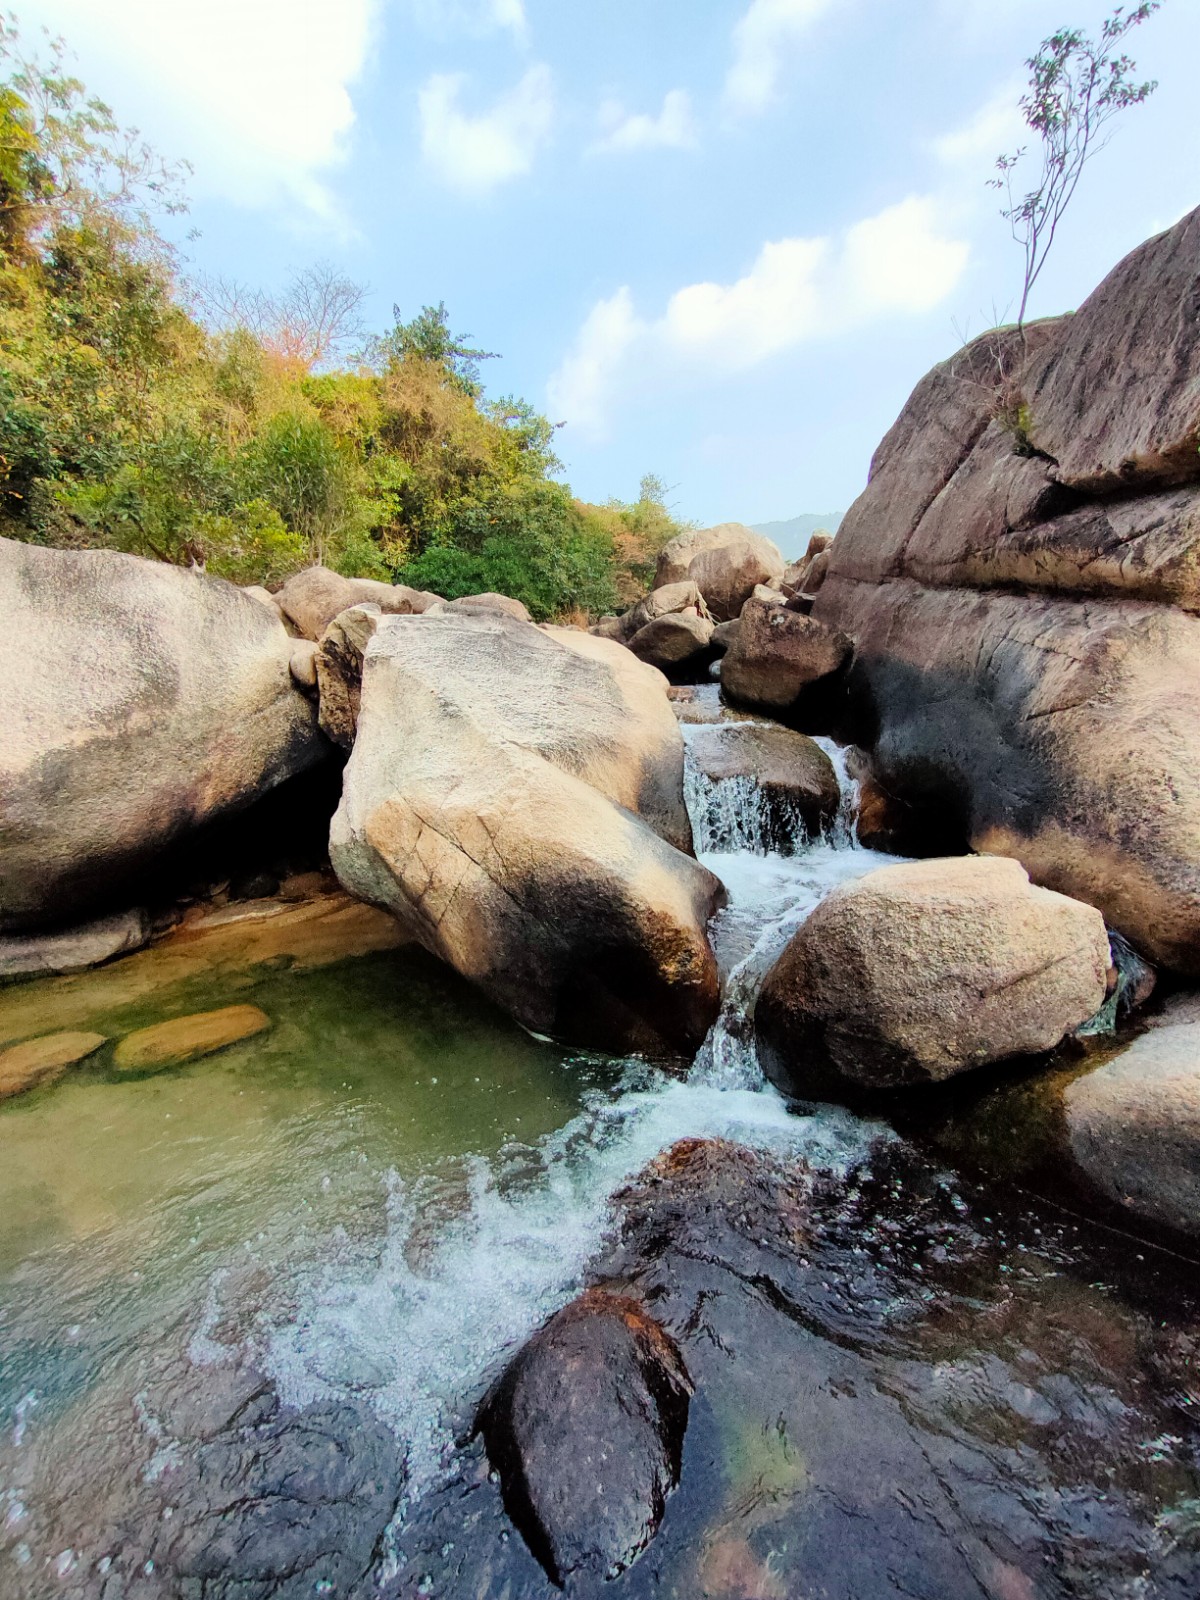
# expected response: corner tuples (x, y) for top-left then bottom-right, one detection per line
(261, 707), (901, 1556)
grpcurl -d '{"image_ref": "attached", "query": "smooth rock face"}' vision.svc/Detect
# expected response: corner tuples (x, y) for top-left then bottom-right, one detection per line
(655, 523), (785, 621)
(813, 208), (1200, 973)
(721, 597), (852, 712)
(314, 603), (385, 749)
(0, 1030), (107, 1099)
(686, 722), (839, 838)
(331, 613), (724, 1053)
(757, 856), (1110, 1093)
(274, 566), (435, 639)
(1022, 208), (1200, 492)
(476, 1288), (692, 1585)
(112, 1004), (271, 1072)
(1064, 1022), (1200, 1238)
(0, 909), (151, 981)
(627, 611), (715, 669)
(0, 539), (323, 932)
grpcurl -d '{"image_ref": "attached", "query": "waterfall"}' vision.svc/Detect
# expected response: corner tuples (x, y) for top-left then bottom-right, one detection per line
(261, 714), (899, 1543)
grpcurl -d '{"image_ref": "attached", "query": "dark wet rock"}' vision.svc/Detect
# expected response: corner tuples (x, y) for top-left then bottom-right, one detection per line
(476, 1288), (692, 1585)
(756, 856), (1110, 1094)
(720, 597), (852, 715)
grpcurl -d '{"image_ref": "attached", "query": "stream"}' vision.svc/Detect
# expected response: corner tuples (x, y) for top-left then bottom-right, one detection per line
(0, 696), (1198, 1598)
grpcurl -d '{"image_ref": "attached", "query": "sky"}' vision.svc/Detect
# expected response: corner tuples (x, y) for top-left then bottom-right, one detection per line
(16, 0), (1200, 525)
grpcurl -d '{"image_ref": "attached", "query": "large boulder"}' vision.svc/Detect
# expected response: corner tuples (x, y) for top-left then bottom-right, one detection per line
(756, 856), (1110, 1095)
(621, 579), (710, 638)
(274, 565), (439, 639)
(330, 613), (724, 1053)
(1063, 1009), (1200, 1239)
(475, 1289), (692, 1585)
(720, 596), (852, 713)
(0, 539), (323, 932)
(685, 722), (839, 844)
(655, 523), (785, 621)
(444, 591), (531, 622)
(813, 207), (1200, 973)
(627, 611), (714, 671)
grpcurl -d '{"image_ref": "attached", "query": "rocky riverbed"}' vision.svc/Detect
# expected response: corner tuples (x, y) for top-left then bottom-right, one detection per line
(3, 206), (1200, 1597)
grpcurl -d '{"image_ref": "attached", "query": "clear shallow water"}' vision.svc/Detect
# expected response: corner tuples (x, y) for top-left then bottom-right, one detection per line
(0, 730), (1198, 1598)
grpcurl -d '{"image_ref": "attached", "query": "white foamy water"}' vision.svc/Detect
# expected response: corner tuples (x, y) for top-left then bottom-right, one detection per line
(260, 721), (898, 1539)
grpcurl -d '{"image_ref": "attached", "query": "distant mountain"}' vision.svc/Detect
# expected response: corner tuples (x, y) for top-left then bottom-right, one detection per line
(751, 512), (843, 561)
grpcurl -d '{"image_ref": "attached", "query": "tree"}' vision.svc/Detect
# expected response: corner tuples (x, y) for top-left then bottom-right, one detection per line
(992, 3), (1160, 327)
(0, 16), (189, 257)
(372, 301), (498, 396)
(193, 262), (366, 372)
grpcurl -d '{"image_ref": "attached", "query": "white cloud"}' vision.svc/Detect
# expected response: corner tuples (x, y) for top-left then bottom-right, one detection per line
(724, 0), (837, 117)
(591, 90), (697, 155)
(548, 196), (968, 439)
(25, 0), (377, 218)
(418, 64), (554, 193)
(931, 86), (1025, 170)
(407, 0), (527, 41)
(547, 288), (642, 433)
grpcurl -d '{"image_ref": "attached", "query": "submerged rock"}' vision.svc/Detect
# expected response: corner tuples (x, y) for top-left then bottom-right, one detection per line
(720, 597), (852, 714)
(756, 856), (1110, 1094)
(476, 1288), (692, 1585)
(1064, 1011), (1200, 1238)
(113, 1003), (271, 1072)
(0, 539), (323, 933)
(686, 722), (839, 842)
(331, 613), (724, 1053)
(0, 1029), (107, 1099)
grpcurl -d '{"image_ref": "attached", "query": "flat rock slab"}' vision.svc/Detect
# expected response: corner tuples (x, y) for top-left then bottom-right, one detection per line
(113, 1004), (271, 1073)
(0, 1030), (107, 1099)
(0, 909), (150, 982)
(476, 1288), (692, 1585)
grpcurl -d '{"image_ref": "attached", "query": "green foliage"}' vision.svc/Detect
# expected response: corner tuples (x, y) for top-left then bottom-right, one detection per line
(399, 481), (617, 621)
(0, 15), (648, 619)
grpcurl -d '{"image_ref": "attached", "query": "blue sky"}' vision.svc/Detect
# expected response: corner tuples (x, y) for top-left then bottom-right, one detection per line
(20, 0), (1200, 524)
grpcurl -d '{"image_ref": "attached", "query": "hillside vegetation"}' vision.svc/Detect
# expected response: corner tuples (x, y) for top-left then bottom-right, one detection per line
(0, 20), (687, 619)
